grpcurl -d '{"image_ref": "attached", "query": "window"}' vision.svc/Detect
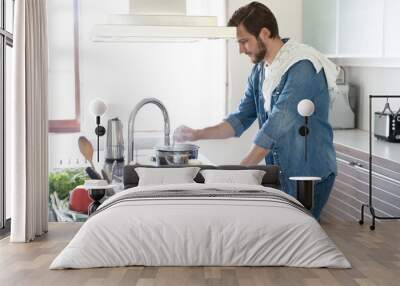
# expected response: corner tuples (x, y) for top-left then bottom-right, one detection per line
(1, 0), (14, 232)
(48, 0), (80, 133)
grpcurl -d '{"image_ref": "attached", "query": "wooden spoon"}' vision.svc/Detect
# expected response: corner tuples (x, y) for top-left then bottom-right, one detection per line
(78, 136), (97, 171)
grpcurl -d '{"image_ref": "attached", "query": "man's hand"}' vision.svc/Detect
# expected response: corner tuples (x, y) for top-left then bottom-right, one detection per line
(173, 125), (199, 142)
(240, 144), (269, 166)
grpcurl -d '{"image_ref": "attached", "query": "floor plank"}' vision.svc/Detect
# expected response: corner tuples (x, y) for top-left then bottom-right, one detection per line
(0, 221), (399, 286)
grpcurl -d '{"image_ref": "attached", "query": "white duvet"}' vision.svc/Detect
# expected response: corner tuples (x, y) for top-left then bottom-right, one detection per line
(50, 183), (350, 269)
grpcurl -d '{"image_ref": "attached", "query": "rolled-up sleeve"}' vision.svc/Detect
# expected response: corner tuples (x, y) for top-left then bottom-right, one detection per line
(254, 60), (318, 150)
(224, 73), (258, 137)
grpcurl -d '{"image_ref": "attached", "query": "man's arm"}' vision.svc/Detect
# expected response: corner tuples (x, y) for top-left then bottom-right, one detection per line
(175, 65), (260, 143)
(175, 68), (259, 143)
(173, 121), (235, 142)
(195, 121), (235, 140)
(240, 144), (270, 166)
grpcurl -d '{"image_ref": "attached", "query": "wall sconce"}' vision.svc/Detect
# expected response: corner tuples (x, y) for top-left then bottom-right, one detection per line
(297, 99), (315, 162)
(89, 99), (107, 162)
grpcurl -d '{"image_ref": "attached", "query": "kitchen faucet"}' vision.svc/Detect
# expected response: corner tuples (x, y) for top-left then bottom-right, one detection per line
(127, 98), (170, 163)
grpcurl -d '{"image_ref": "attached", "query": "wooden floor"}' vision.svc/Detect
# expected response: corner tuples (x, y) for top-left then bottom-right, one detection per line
(0, 221), (399, 286)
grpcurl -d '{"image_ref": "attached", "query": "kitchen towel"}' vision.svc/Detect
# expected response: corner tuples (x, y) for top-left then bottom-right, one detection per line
(263, 39), (340, 112)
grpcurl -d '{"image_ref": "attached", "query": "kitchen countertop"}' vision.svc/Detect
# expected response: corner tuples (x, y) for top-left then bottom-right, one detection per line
(334, 129), (400, 165)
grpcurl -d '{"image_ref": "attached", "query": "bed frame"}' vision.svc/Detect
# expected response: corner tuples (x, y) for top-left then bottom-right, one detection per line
(123, 164), (281, 189)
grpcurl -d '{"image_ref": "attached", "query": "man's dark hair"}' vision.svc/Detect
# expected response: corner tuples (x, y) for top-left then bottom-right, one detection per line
(228, 1), (279, 39)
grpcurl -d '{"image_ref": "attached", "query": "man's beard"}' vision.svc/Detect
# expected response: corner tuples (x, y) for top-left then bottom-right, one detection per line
(252, 38), (267, 63)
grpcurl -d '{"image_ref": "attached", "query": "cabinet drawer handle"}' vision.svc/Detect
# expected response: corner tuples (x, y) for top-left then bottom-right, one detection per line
(348, 161), (363, 168)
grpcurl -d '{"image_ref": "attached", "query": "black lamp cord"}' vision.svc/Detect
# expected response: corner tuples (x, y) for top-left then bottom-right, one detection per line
(94, 116), (106, 162)
(298, 116), (309, 162)
(305, 116), (308, 162)
(96, 116), (100, 162)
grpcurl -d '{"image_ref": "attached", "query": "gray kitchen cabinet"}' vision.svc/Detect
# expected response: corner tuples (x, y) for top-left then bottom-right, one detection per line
(384, 0), (400, 57)
(303, 0), (337, 55)
(321, 142), (400, 223)
(303, 0), (396, 60)
(321, 156), (360, 222)
(338, 0), (383, 57)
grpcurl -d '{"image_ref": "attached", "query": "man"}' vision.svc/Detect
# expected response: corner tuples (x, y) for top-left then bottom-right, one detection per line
(173, 2), (338, 220)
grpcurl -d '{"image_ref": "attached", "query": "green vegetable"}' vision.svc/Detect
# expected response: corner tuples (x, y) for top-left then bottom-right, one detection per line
(49, 168), (88, 200)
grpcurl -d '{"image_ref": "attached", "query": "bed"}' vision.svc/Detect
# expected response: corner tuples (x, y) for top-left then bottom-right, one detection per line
(50, 165), (350, 269)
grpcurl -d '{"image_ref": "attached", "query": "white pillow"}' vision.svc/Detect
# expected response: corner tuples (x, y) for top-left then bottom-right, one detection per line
(136, 167), (200, 186)
(200, 169), (265, 185)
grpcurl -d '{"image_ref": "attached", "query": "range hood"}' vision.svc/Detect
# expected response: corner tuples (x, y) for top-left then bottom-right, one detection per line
(92, 0), (236, 42)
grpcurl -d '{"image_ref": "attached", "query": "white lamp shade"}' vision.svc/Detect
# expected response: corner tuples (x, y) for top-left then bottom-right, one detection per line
(297, 99), (315, 117)
(89, 99), (107, 116)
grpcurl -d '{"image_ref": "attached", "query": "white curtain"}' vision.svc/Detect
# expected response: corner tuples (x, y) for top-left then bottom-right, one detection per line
(10, 0), (49, 242)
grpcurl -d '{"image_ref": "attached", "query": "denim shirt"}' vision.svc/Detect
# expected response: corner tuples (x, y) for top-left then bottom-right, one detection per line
(225, 59), (337, 196)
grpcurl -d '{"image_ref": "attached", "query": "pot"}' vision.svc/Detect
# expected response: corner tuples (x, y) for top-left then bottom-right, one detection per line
(154, 143), (199, 165)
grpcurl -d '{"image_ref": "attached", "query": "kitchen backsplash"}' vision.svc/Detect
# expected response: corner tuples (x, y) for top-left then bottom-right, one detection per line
(341, 66), (400, 131)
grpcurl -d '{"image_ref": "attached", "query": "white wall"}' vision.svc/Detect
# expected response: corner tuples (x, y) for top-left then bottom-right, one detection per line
(198, 0), (303, 164)
(341, 66), (400, 131)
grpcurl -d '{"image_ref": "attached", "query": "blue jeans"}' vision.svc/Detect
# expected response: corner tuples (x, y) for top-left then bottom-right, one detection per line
(311, 173), (335, 220)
